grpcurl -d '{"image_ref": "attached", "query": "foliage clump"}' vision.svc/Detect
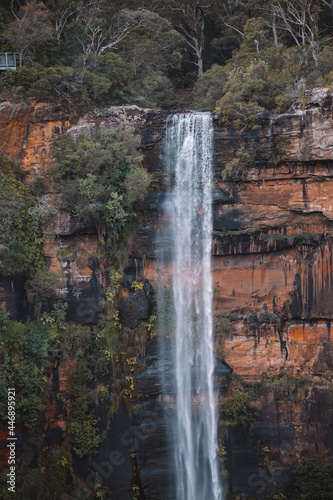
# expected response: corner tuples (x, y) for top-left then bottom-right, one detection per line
(0, 156), (59, 317)
(214, 314), (234, 361)
(222, 145), (257, 180)
(51, 127), (151, 250)
(1, 0), (333, 117)
(294, 458), (333, 500)
(194, 14), (333, 128)
(0, 5), (184, 108)
(66, 361), (101, 458)
(222, 388), (256, 425)
(0, 442), (75, 500)
(0, 157), (41, 275)
(0, 304), (65, 428)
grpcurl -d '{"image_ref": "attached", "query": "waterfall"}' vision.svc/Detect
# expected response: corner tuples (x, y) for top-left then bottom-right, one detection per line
(158, 113), (222, 500)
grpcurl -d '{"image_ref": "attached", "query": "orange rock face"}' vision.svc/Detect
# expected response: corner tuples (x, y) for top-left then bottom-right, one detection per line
(0, 101), (155, 300)
(0, 92), (333, 495)
(0, 101), (70, 178)
(43, 234), (102, 283)
(139, 90), (333, 395)
(0, 95), (332, 379)
(212, 250), (296, 313)
(222, 321), (332, 381)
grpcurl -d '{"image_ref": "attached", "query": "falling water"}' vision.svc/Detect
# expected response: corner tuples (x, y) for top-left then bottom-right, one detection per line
(159, 113), (222, 500)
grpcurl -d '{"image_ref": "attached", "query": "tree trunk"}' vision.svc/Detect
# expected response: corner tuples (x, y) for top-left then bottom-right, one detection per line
(272, 10), (279, 47)
(198, 56), (203, 75)
(320, 0), (333, 25)
(194, 37), (204, 75)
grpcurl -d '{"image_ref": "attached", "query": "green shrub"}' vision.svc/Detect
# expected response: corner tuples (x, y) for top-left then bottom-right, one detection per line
(0, 156), (48, 276)
(223, 388), (255, 425)
(193, 64), (228, 110)
(56, 244), (78, 262)
(17, 443), (75, 500)
(194, 17), (333, 127)
(25, 269), (61, 319)
(66, 361), (101, 457)
(0, 308), (60, 428)
(51, 127), (150, 250)
(294, 458), (333, 499)
(222, 145), (257, 180)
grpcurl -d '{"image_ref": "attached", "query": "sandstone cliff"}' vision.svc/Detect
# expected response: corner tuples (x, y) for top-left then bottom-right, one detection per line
(0, 90), (333, 499)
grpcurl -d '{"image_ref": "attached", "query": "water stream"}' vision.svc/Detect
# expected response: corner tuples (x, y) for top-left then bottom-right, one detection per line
(158, 113), (222, 500)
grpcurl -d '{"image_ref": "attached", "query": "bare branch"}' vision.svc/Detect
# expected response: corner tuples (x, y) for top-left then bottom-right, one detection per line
(98, 18), (146, 54)
(10, 0), (20, 21)
(223, 21), (244, 37)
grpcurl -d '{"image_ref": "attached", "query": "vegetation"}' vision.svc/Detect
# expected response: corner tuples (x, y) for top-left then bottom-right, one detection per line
(294, 458), (333, 499)
(222, 145), (257, 180)
(0, 3), (185, 108)
(222, 388), (256, 425)
(0, 261), (152, 496)
(219, 372), (329, 499)
(2, 1), (333, 497)
(0, 156), (59, 317)
(259, 372), (310, 402)
(193, 6), (333, 125)
(0, 305), (60, 428)
(214, 314), (233, 361)
(66, 361), (101, 457)
(56, 244), (78, 262)
(0, 122), (152, 497)
(0, 442), (75, 500)
(50, 127), (150, 252)
(0, 157), (42, 275)
(0, 1), (333, 113)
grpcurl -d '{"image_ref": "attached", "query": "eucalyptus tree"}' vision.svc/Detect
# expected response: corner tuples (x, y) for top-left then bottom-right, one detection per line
(5, 0), (54, 66)
(320, 0), (333, 23)
(159, 0), (218, 75)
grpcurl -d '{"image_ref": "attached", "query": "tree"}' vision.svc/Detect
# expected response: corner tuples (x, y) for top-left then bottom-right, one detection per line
(44, 0), (76, 42)
(25, 269), (60, 319)
(172, 0), (207, 74)
(82, 9), (147, 55)
(271, 0), (320, 65)
(157, 0), (216, 75)
(320, 0), (333, 24)
(74, 0), (104, 28)
(74, 8), (182, 60)
(193, 16), (310, 120)
(5, 0), (54, 66)
(51, 127), (151, 246)
(211, 0), (250, 62)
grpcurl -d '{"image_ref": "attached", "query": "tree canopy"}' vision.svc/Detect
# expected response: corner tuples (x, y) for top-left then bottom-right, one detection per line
(1, 0), (333, 113)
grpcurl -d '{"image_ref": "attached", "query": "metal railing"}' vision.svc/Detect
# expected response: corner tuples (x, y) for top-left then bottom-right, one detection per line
(0, 53), (16, 70)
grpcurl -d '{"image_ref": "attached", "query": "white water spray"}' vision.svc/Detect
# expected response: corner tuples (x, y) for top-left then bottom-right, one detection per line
(160, 113), (222, 500)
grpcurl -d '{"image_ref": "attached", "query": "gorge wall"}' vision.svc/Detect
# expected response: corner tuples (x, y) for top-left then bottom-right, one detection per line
(140, 89), (333, 498)
(1, 89), (333, 499)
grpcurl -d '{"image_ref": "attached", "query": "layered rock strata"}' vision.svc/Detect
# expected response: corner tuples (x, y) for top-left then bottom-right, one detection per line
(1, 89), (333, 498)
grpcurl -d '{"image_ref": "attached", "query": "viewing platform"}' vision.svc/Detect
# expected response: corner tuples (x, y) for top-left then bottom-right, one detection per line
(0, 53), (16, 70)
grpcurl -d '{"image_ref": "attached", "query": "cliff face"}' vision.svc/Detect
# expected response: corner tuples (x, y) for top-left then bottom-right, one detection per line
(209, 90), (333, 387)
(140, 88), (333, 379)
(0, 101), (163, 322)
(1, 90), (333, 498)
(139, 89), (333, 497)
(0, 100), (70, 178)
